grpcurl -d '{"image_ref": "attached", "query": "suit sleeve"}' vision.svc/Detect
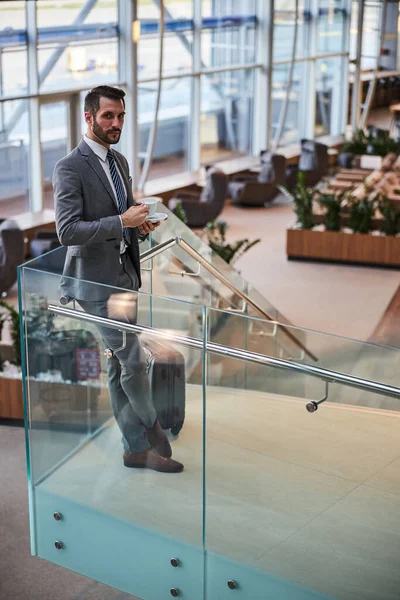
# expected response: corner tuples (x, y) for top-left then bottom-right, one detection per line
(54, 161), (123, 246)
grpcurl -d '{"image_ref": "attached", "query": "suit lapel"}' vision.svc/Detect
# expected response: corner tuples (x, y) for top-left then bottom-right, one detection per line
(78, 140), (117, 210)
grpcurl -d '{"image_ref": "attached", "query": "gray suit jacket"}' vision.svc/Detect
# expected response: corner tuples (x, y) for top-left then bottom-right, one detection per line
(53, 139), (141, 301)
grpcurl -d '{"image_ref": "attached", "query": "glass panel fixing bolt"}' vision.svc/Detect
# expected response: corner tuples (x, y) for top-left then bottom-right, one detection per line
(53, 512), (62, 521)
(170, 588), (180, 597)
(170, 558), (180, 567)
(227, 580), (237, 590)
(54, 541), (63, 550)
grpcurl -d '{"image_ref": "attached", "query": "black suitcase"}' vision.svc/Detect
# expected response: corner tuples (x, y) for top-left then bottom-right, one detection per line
(142, 337), (186, 436)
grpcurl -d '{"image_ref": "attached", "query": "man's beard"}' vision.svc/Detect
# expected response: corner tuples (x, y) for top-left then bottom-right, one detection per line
(92, 118), (121, 145)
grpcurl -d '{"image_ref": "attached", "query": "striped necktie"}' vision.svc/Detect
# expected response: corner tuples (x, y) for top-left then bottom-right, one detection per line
(107, 149), (130, 245)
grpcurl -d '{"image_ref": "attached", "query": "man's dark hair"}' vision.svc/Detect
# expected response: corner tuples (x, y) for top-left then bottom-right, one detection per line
(84, 85), (125, 115)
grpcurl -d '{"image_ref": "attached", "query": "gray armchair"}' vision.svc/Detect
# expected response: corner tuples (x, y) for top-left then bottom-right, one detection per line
(0, 219), (25, 296)
(169, 167), (228, 227)
(30, 230), (61, 258)
(229, 153), (286, 207)
(286, 139), (328, 189)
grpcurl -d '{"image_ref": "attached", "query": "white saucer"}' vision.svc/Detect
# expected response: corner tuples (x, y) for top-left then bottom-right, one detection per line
(145, 212), (168, 223)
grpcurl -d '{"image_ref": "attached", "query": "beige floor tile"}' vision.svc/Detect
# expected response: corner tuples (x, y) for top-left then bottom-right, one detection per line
(254, 485), (400, 600)
(365, 455), (400, 497)
(205, 389), (400, 482)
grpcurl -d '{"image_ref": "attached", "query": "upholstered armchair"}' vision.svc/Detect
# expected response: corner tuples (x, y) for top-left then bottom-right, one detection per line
(286, 139), (329, 189)
(30, 230), (61, 258)
(228, 153), (286, 207)
(0, 219), (25, 296)
(169, 167), (228, 228)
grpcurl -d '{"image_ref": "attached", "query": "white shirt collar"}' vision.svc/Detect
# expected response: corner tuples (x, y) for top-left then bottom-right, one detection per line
(84, 134), (109, 162)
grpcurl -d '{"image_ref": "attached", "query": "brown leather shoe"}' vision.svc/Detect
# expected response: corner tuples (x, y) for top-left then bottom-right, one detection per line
(123, 449), (184, 473)
(146, 420), (172, 458)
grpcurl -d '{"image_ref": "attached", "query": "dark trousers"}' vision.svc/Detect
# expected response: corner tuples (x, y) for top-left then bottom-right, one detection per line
(79, 252), (156, 453)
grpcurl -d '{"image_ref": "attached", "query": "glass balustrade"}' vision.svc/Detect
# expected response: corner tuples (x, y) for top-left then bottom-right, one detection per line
(18, 244), (400, 600)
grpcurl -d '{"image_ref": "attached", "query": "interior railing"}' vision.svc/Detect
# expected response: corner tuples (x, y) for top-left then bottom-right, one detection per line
(48, 304), (400, 408)
(140, 236), (318, 362)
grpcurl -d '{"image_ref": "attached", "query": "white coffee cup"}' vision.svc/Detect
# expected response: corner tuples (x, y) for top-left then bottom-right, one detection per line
(142, 196), (161, 217)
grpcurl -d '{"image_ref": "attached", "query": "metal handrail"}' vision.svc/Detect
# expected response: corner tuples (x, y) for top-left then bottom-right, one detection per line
(140, 236), (318, 361)
(48, 304), (400, 402)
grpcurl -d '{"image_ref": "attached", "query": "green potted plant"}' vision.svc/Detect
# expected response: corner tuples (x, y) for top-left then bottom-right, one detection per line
(316, 192), (346, 232)
(365, 129), (400, 157)
(348, 197), (375, 234)
(378, 196), (400, 236)
(341, 128), (368, 156)
(202, 219), (260, 266)
(289, 172), (314, 230)
(173, 201), (188, 225)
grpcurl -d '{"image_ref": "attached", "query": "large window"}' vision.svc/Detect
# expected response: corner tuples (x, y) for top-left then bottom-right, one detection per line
(0, 100), (30, 215)
(0, 0), (356, 216)
(272, 0), (349, 145)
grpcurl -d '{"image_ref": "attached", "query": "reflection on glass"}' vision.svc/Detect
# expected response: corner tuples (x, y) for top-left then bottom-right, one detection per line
(139, 78), (190, 180)
(0, 100), (30, 216)
(201, 70), (254, 164)
(40, 102), (68, 209)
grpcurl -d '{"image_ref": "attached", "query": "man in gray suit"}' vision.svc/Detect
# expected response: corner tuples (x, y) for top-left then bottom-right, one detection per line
(53, 85), (183, 473)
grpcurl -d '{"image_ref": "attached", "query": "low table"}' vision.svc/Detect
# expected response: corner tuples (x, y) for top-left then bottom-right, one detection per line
(12, 209), (56, 257)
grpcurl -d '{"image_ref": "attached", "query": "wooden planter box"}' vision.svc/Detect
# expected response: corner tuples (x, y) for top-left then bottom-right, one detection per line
(0, 377), (100, 422)
(0, 377), (24, 420)
(287, 227), (400, 268)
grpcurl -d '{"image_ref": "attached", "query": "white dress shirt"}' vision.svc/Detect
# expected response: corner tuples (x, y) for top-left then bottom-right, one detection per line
(84, 134), (127, 253)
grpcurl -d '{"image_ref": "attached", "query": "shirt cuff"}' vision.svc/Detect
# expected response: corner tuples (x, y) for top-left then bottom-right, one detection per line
(119, 215), (123, 231)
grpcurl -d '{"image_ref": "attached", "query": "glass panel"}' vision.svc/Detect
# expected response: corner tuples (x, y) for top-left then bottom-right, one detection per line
(317, 0), (346, 54)
(201, 69), (254, 164)
(40, 101), (69, 210)
(205, 308), (400, 408)
(139, 78), (190, 180)
(315, 56), (343, 137)
(148, 206), (281, 319)
(20, 261), (205, 598)
(0, 100), (30, 216)
(205, 306), (400, 600)
(201, 0), (256, 68)
(273, 0), (306, 62)
(37, 0), (118, 92)
(0, 1), (27, 97)
(271, 63), (302, 146)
